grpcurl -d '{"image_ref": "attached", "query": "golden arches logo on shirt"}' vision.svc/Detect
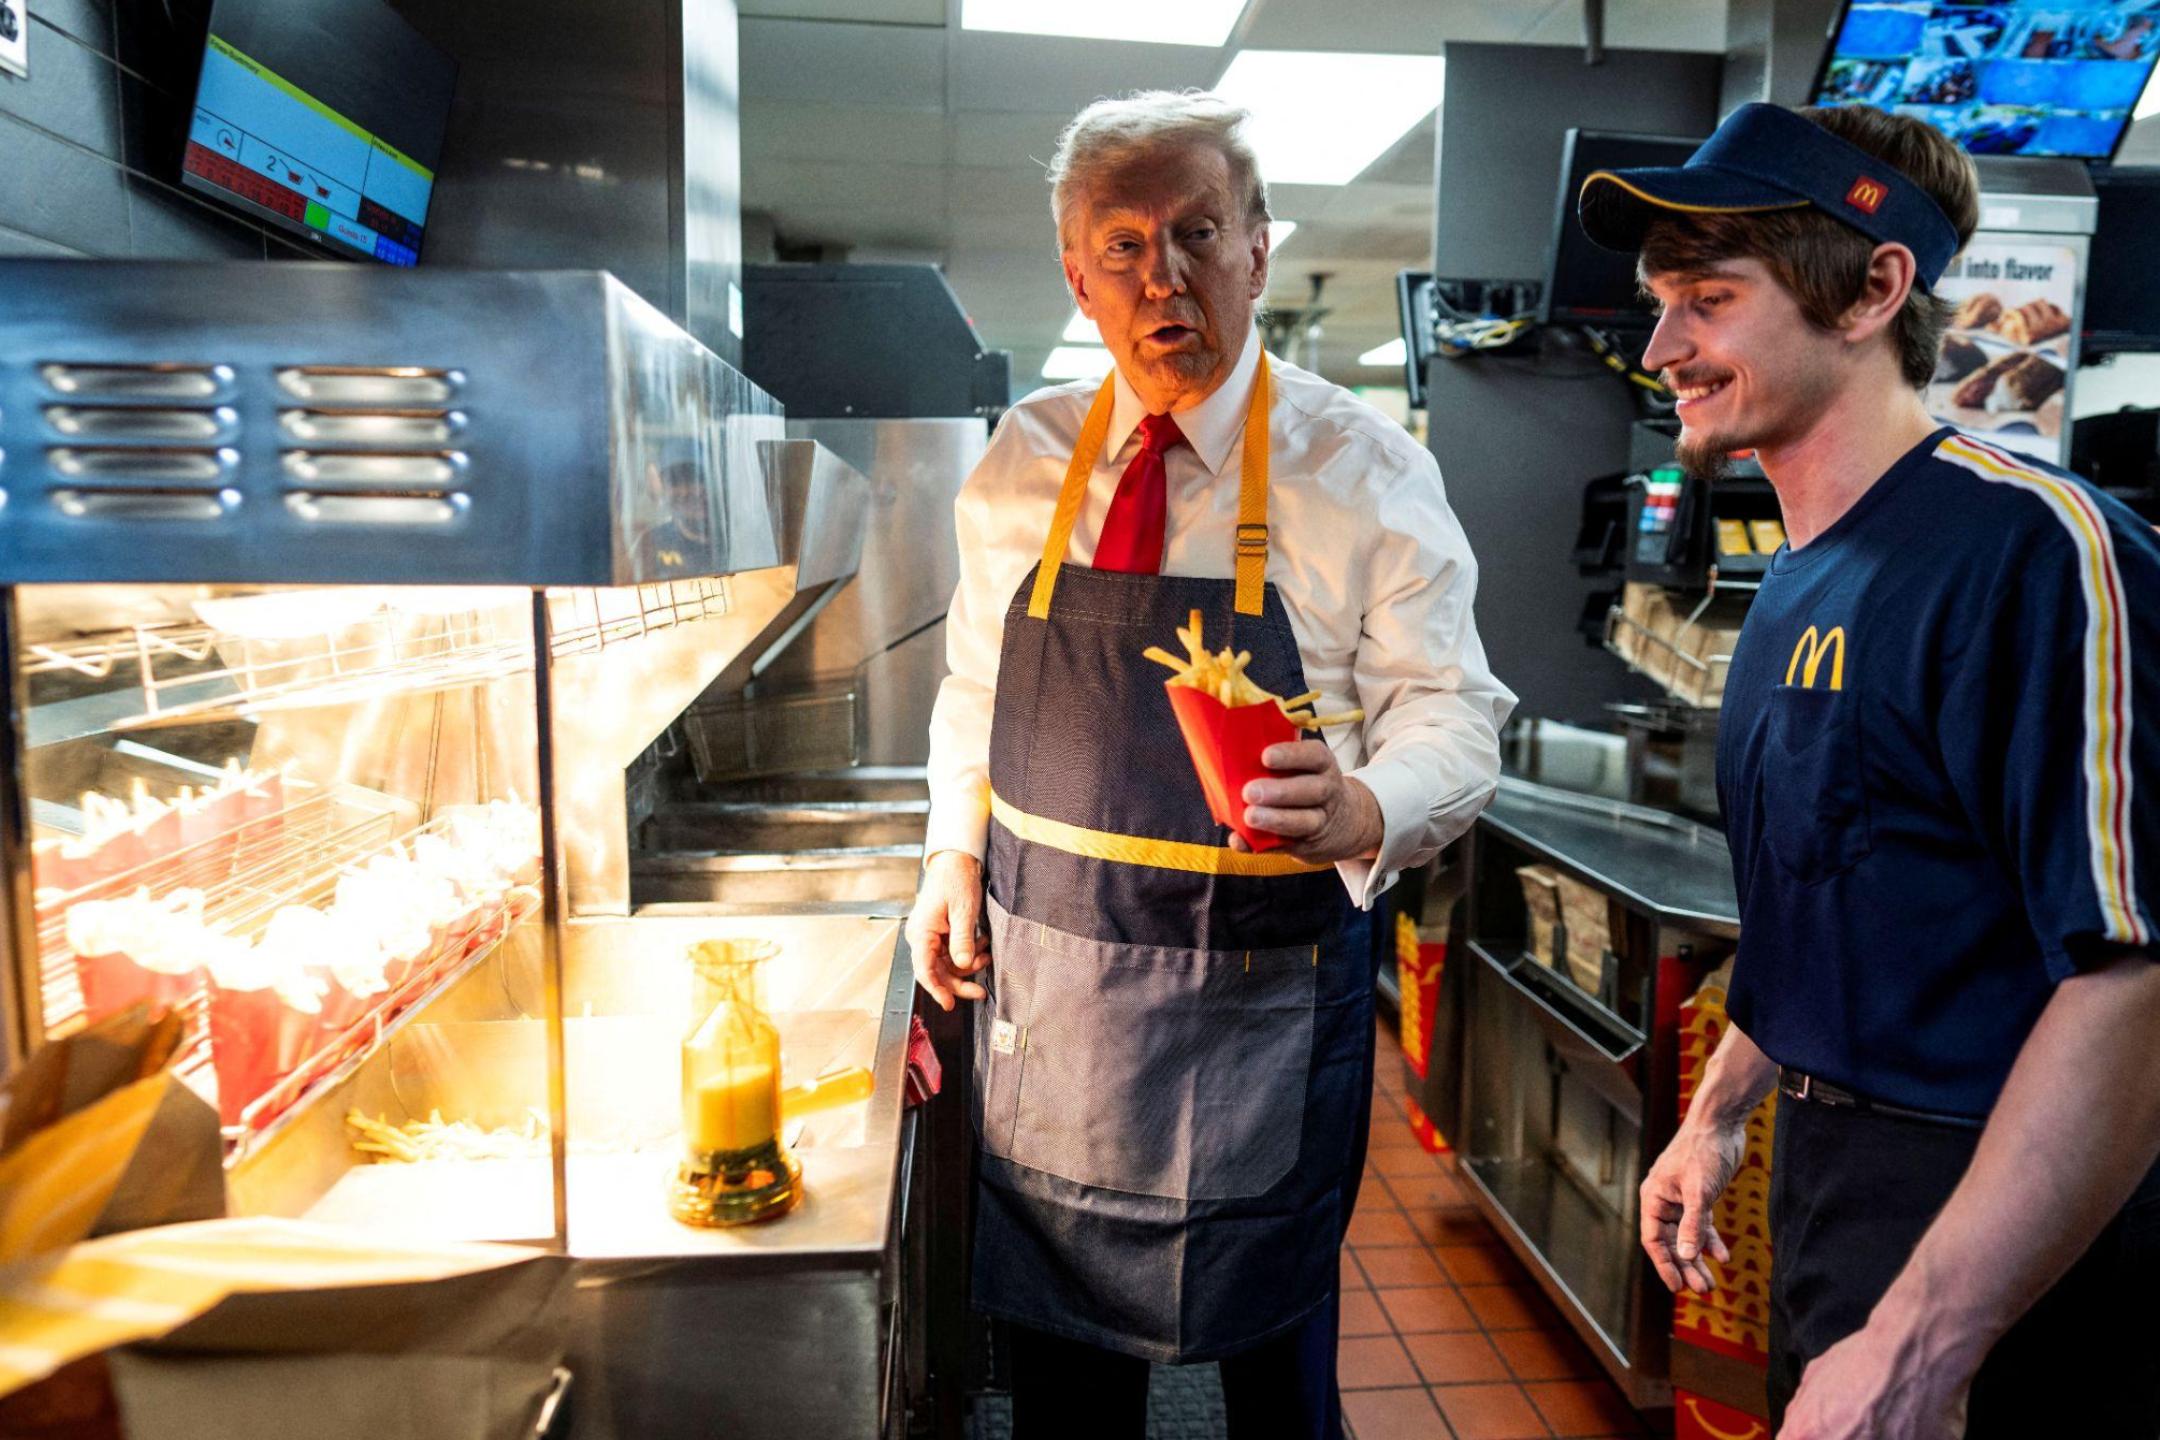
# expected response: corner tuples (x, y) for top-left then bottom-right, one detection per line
(1784, 625), (1847, 691)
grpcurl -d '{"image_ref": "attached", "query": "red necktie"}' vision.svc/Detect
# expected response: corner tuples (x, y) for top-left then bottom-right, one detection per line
(1095, 412), (1184, 573)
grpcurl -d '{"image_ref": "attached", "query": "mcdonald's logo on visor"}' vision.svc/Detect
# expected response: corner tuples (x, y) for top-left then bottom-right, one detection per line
(1786, 626), (1847, 691)
(1845, 176), (1888, 215)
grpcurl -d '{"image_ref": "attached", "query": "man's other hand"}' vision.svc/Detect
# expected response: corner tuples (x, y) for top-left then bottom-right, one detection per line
(1778, 1324), (1972, 1440)
(1640, 1115), (1746, 1295)
(906, 850), (990, 1012)
(1232, 740), (1385, 865)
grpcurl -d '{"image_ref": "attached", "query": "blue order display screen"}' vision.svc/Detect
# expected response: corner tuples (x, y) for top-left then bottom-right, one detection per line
(183, 0), (455, 265)
(1813, 2), (2160, 159)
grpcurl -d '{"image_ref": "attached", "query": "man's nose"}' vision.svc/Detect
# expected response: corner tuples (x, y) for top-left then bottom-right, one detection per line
(1142, 242), (1187, 299)
(1641, 311), (1687, 378)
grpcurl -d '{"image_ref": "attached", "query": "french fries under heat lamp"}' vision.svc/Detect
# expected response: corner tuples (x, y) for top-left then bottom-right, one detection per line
(1146, 610), (1362, 853)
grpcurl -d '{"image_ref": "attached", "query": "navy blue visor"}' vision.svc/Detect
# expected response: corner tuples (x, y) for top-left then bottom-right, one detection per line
(1577, 103), (1963, 290)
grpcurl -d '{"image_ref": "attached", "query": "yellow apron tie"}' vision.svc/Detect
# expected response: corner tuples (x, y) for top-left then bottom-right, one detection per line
(988, 791), (1330, 878)
(1028, 350), (1273, 621)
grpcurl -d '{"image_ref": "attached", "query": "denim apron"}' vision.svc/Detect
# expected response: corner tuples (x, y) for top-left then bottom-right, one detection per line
(971, 353), (1373, 1364)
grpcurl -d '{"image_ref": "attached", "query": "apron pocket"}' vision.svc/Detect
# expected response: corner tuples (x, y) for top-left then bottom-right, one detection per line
(982, 900), (1318, 1202)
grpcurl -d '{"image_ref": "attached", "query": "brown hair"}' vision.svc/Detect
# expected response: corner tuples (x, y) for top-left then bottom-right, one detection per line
(1638, 105), (1981, 388)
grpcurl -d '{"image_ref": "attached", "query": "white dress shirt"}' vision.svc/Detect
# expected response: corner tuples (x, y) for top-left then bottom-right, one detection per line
(923, 332), (1516, 906)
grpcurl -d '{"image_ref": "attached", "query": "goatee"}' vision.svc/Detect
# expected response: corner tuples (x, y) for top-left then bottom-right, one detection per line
(1676, 431), (1736, 485)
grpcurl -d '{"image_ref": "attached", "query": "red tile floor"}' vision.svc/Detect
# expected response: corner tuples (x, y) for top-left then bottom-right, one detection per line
(1345, 1025), (1655, 1440)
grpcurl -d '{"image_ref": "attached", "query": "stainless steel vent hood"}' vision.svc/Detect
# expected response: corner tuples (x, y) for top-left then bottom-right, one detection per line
(0, 261), (781, 587)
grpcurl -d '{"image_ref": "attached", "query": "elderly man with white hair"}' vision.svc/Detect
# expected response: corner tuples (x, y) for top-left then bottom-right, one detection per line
(906, 89), (1514, 1439)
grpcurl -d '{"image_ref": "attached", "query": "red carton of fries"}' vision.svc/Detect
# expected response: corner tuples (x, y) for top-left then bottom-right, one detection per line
(1165, 684), (1299, 851)
(1149, 610), (1363, 856)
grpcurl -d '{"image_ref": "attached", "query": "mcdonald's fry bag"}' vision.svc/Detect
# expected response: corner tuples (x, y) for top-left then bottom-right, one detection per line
(0, 1218), (568, 1440)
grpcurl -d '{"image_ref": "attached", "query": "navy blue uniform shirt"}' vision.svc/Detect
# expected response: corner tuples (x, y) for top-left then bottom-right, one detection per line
(1719, 428), (2160, 1117)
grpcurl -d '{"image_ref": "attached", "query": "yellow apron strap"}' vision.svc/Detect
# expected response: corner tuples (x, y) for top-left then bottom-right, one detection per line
(1027, 350), (1273, 622)
(1027, 374), (1117, 620)
(1234, 351), (1272, 616)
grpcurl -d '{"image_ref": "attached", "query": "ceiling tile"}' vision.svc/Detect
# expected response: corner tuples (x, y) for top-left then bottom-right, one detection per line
(949, 164), (1055, 217)
(948, 31), (1223, 112)
(1360, 122), (1437, 188)
(1308, 179), (1433, 226)
(742, 101), (951, 164)
(1518, 0), (1729, 52)
(742, 156), (950, 212)
(740, 17), (947, 108)
(1239, 0), (1547, 51)
(739, 0), (944, 21)
(950, 110), (1073, 169)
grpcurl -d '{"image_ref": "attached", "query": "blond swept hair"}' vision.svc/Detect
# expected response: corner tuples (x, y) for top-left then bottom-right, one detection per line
(1046, 89), (1272, 252)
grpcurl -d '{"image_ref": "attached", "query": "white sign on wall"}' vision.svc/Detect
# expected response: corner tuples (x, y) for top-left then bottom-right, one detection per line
(0, 0), (26, 80)
(1927, 237), (2080, 466)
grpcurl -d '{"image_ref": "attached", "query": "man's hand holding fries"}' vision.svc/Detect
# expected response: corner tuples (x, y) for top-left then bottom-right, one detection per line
(1148, 612), (1385, 865)
(1231, 739), (1384, 864)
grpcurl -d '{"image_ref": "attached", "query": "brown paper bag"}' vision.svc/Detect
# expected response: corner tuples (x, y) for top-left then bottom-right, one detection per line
(0, 1220), (570, 1436)
(108, 1247), (572, 1440)
(109, 1353), (563, 1440)
(0, 1006), (186, 1157)
(0, 1072), (222, 1267)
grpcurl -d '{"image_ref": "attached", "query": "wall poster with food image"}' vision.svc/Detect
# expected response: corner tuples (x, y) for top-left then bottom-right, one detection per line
(0, 0), (25, 79)
(1929, 236), (2081, 464)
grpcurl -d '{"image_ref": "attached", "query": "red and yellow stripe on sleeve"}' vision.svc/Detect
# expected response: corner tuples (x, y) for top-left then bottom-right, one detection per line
(1939, 435), (2149, 947)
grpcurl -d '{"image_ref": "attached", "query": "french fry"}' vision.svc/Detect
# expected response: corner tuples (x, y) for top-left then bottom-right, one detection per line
(1150, 618), (1365, 730)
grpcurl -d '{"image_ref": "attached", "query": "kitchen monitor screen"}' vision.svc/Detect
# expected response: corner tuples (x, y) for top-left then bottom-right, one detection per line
(183, 0), (456, 265)
(1811, 2), (2160, 161)
(1542, 130), (1704, 329)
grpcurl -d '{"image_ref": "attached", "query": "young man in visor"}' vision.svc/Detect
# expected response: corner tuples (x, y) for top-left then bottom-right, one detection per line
(1579, 103), (2160, 1436)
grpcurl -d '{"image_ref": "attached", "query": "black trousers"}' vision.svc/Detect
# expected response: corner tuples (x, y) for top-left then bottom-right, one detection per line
(1768, 1091), (2160, 1436)
(1008, 1291), (1345, 1440)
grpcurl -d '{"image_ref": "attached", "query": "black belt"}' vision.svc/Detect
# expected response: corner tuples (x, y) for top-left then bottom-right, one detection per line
(1777, 1068), (1987, 1131)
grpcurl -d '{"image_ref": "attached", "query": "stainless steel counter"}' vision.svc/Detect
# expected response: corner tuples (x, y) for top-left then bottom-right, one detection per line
(1435, 777), (1742, 1411)
(1481, 779), (1740, 940)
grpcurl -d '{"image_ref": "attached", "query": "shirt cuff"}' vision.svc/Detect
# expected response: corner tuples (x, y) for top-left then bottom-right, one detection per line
(1336, 757), (1427, 909)
(923, 790), (991, 865)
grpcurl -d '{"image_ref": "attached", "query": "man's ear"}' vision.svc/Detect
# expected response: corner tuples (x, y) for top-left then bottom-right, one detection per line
(1248, 222), (1271, 302)
(1842, 242), (1917, 346)
(1063, 252), (1091, 318)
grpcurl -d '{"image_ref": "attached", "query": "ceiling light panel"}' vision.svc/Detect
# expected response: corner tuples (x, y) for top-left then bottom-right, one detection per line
(962, 0), (1250, 47)
(1043, 346), (1117, 380)
(1358, 337), (1407, 368)
(1215, 50), (1444, 186)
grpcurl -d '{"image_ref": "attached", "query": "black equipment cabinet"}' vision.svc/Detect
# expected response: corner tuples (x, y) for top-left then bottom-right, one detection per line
(743, 263), (1012, 421)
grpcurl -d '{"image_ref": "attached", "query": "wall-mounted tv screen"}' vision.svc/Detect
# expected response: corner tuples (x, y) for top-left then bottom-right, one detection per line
(183, 0), (455, 266)
(1811, 2), (2160, 161)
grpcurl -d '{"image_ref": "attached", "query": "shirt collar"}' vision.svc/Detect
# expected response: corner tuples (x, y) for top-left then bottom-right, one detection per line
(1104, 328), (1260, 478)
